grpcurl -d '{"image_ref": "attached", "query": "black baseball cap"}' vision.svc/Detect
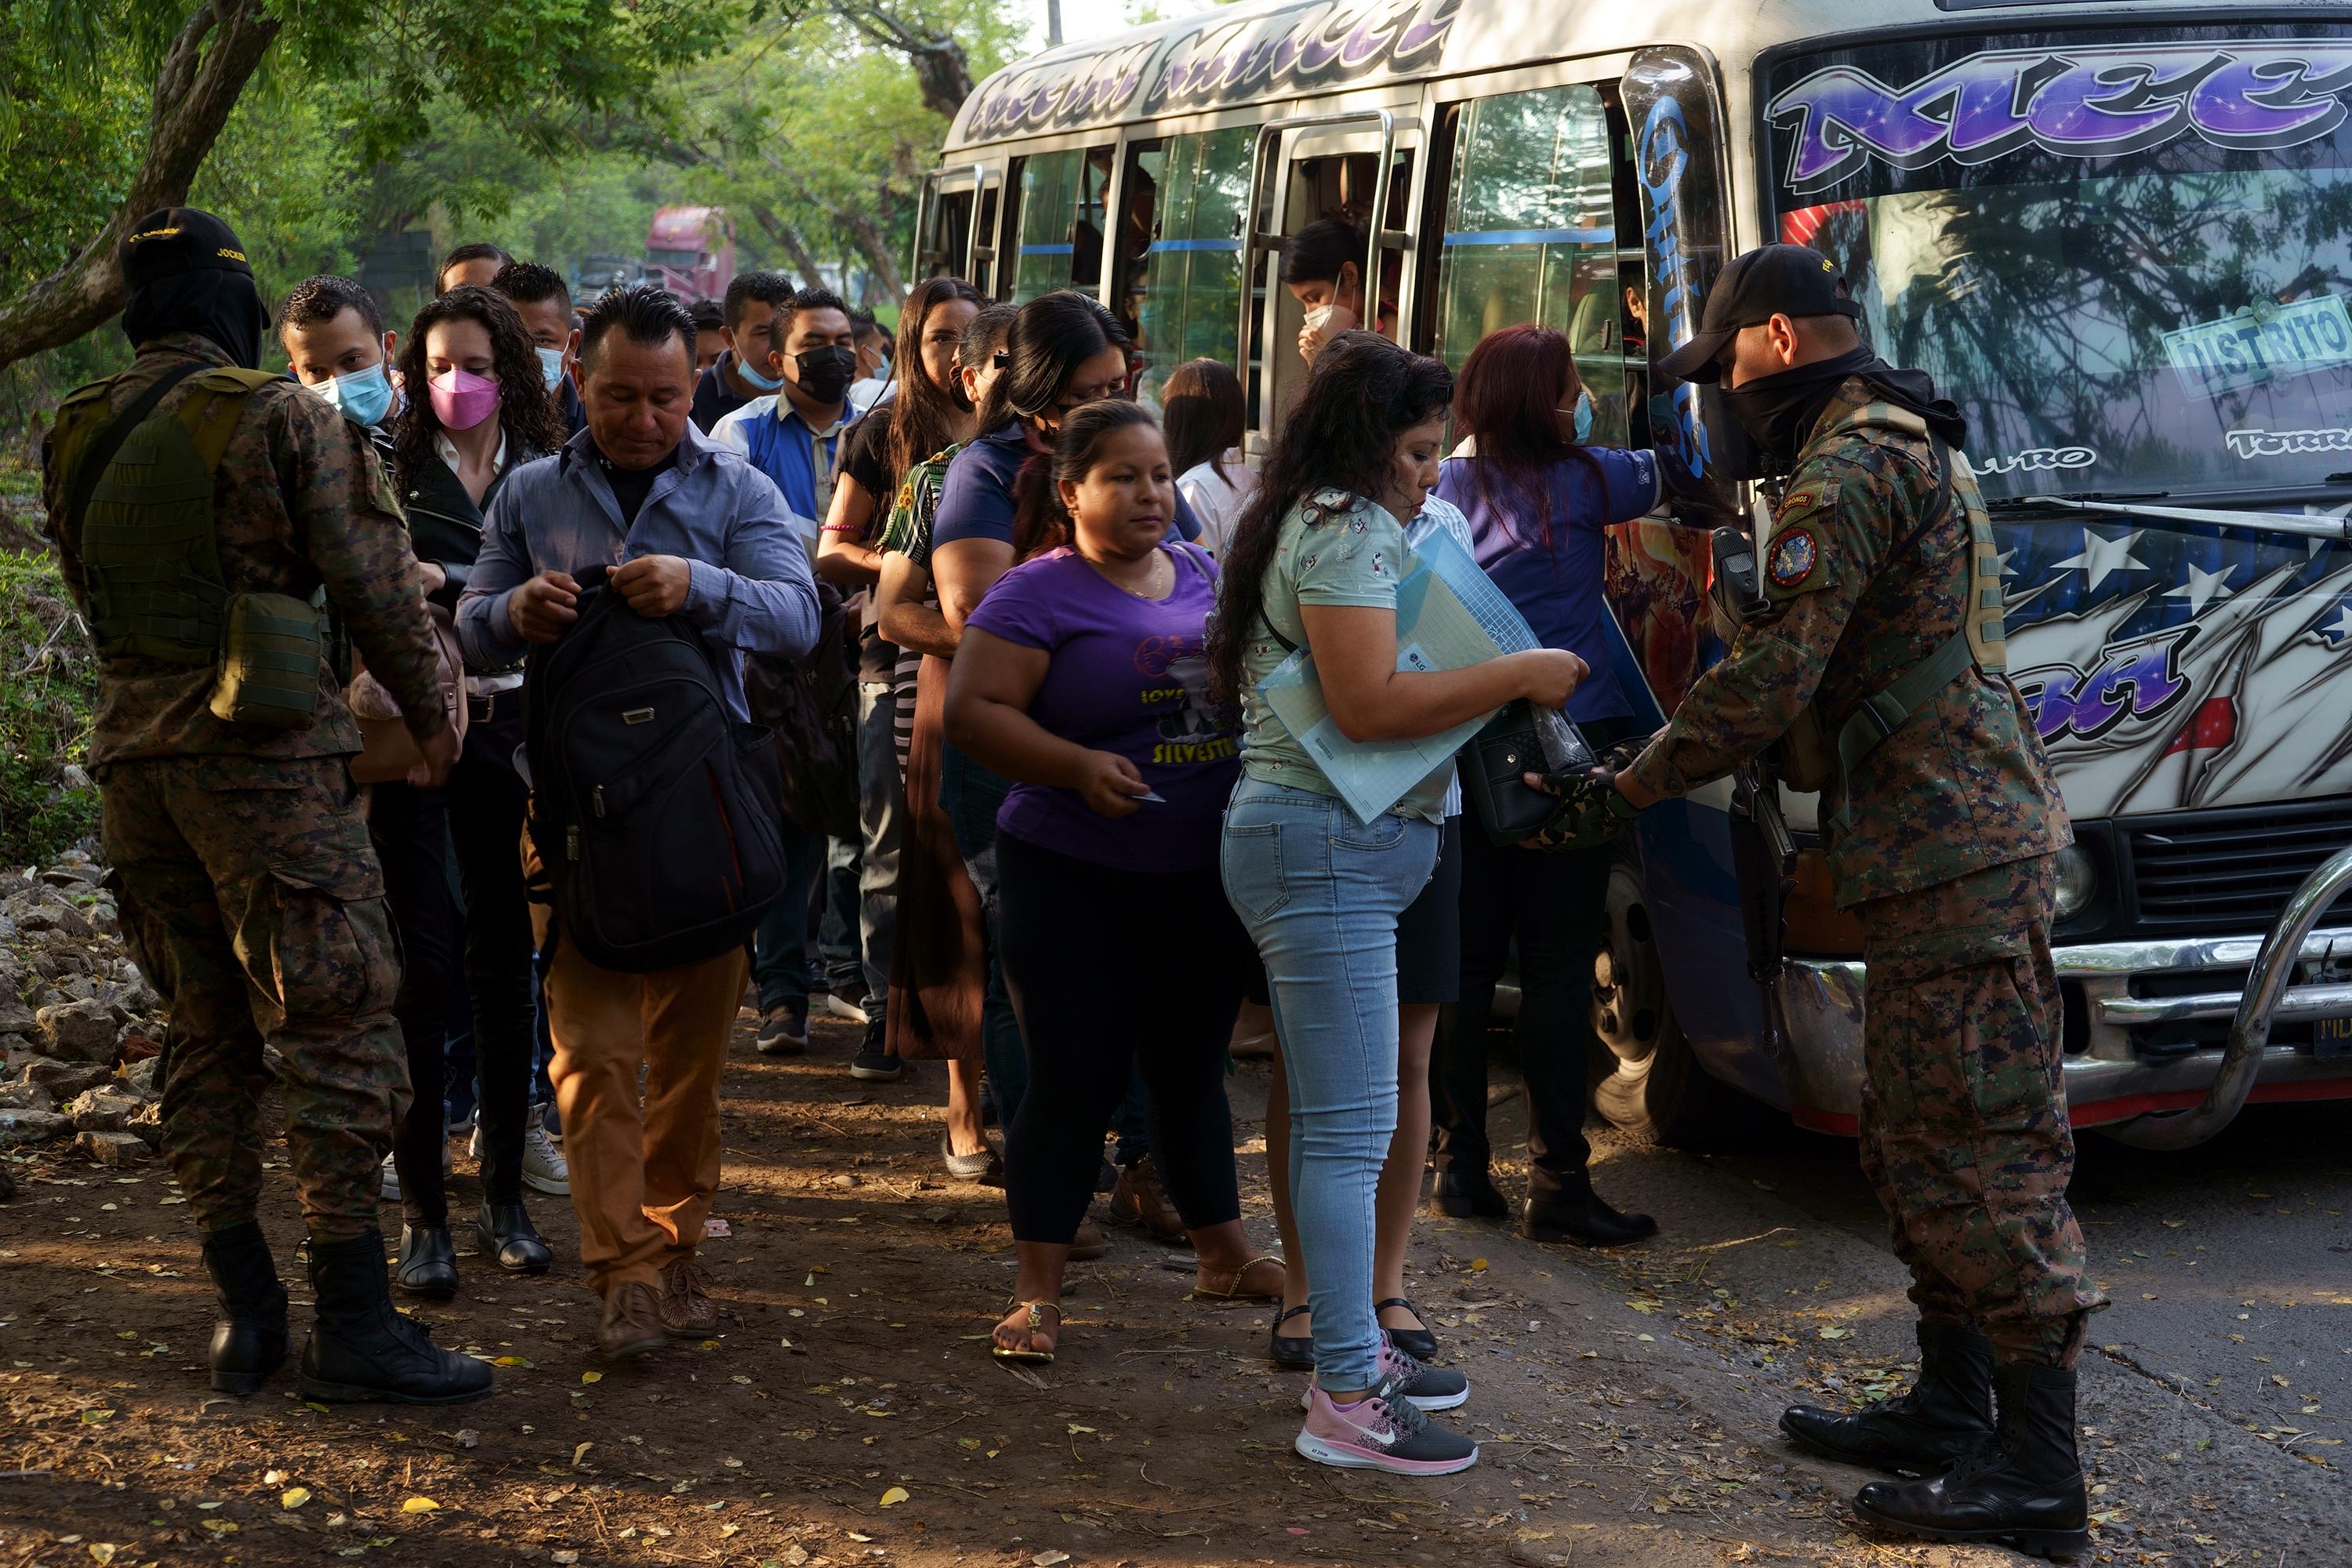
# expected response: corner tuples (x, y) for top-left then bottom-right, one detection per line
(1656, 244), (1860, 384)
(118, 208), (253, 289)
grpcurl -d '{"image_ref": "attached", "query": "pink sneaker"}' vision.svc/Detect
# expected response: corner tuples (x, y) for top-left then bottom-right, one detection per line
(1300, 1336), (1470, 1412)
(1295, 1385), (1479, 1475)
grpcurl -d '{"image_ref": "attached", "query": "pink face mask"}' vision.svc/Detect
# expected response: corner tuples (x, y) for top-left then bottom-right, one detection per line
(427, 368), (500, 431)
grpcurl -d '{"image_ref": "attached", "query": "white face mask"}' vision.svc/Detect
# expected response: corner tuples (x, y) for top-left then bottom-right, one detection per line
(1303, 303), (1336, 333)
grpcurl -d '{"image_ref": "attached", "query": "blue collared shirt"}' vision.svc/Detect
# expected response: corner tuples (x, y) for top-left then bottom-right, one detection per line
(457, 421), (822, 721)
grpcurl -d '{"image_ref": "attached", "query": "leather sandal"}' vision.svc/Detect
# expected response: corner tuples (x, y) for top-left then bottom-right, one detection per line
(1189, 1254), (1286, 1303)
(992, 1300), (1060, 1364)
(1376, 1297), (1439, 1361)
(1269, 1304), (1314, 1371)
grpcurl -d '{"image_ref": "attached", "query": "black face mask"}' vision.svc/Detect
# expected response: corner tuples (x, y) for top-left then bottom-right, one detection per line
(1718, 347), (1875, 478)
(793, 344), (858, 407)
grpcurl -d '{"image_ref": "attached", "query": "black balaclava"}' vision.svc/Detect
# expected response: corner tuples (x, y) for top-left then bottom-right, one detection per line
(117, 206), (268, 370)
(1722, 347), (1971, 478)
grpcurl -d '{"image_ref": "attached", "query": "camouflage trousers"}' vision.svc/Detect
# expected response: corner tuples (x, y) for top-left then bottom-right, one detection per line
(1854, 852), (2107, 1366)
(100, 755), (408, 1240)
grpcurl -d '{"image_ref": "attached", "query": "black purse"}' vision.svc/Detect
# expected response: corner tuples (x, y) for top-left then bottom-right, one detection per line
(1463, 700), (1597, 846)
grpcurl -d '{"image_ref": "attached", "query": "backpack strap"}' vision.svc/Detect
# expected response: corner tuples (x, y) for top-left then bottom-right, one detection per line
(62, 361), (208, 543)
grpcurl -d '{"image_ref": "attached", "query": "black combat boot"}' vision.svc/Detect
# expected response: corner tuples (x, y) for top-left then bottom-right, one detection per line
(198, 1221), (289, 1395)
(298, 1229), (495, 1406)
(1781, 1318), (1994, 1474)
(1852, 1360), (2089, 1560)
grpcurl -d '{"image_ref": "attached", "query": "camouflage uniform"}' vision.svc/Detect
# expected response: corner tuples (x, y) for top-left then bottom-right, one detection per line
(45, 332), (446, 1240)
(1624, 377), (2106, 1365)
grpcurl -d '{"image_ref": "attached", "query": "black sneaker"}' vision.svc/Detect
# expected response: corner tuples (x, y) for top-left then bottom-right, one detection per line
(756, 1000), (809, 1057)
(848, 1020), (902, 1082)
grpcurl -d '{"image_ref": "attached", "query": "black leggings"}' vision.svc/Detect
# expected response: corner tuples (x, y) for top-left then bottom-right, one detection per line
(368, 781), (461, 1229)
(445, 707), (535, 1206)
(996, 833), (1250, 1246)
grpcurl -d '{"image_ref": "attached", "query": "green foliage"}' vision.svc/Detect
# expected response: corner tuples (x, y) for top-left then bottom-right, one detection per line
(0, 521), (100, 866)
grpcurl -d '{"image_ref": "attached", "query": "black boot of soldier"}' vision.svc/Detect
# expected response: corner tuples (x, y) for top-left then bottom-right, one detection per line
(1781, 1317), (1994, 1474)
(1852, 1361), (2089, 1560)
(298, 1229), (495, 1406)
(199, 1221), (289, 1395)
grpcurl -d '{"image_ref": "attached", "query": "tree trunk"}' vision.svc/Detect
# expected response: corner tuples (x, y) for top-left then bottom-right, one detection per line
(0, 0), (285, 375)
(749, 204), (829, 289)
(834, 205), (906, 303)
(836, 4), (975, 120)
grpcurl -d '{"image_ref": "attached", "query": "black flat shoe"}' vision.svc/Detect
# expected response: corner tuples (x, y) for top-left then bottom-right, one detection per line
(1523, 1185), (1658, 1247)
(1434, 1169), (1509, 1219)
(476, 1202), (554, 1276)
(1269, 1304), (1314, 1371)
(1376, 1297), (1439, 1361)
(394, 1225), (459, 1299)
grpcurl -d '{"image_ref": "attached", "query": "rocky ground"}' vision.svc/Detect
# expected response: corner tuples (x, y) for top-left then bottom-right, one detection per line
(0, 856), (2340, 1567)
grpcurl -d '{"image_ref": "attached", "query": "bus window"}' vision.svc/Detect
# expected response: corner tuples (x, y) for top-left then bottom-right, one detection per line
(1133, 126), (1254, 403)
(1432, 84), (1637, 445)
(1009, 145), (1116, 302)
(920, 184), (974, 281)
(1111, 138), (1166, 346)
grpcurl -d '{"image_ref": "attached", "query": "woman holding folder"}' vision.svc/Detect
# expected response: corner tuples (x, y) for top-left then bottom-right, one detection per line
(1206, 332), (1586, 1478)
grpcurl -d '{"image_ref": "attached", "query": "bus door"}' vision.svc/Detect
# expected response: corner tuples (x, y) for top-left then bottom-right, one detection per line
(914, 164), (982, 284)
(1238, 110), (1423, 441)
(969, 167), (1004, 296)
(1005, 142), (1120, 303)
(1113, 125), (1258, 405)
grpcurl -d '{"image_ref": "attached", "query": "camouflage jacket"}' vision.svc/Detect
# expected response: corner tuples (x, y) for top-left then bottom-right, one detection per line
(1624, 376), (2071, 906)
(43, 333), (445, 767)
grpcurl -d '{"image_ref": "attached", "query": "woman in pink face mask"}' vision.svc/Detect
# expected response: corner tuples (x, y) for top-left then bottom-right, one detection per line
(376, 284), (568, 1301)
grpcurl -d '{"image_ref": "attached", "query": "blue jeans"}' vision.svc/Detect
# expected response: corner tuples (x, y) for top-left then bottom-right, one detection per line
(1221, 776), (1439, 1392)
(754, 822), (827, 1012)
(852, 681), (902, 1027)
(819, 836), (863, 993)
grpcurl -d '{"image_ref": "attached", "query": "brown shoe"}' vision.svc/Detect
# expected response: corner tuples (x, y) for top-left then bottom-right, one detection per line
(1069, 1219), (1109, 1261)
(1108, 1156), (1188, 1244)
(598, 1280), (666, 1359)
(659, 1258), (718, 1339)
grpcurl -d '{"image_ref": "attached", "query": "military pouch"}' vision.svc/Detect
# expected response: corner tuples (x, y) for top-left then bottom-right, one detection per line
(210, 592), (325, 729)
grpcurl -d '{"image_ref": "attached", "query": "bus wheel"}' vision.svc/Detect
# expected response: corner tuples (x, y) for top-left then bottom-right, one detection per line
(1590, 855), (1741, 1150)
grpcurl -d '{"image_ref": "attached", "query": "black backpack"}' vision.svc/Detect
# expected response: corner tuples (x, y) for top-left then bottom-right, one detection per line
(742, 579), (859, 840)
(522, 566), (786, 973)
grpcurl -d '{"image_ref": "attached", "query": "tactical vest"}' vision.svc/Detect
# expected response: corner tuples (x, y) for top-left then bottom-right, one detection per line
(1719, 405), (2009, 814)
(51, 364), (328, 729)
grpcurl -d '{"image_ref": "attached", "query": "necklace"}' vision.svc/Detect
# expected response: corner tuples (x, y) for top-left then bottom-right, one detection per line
(1085, 547), (1170, 601)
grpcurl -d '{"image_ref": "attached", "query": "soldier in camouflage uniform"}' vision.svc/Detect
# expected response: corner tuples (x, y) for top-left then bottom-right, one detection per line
(42, 209), (490, 1407)
(1535, 246), (2102, 1559)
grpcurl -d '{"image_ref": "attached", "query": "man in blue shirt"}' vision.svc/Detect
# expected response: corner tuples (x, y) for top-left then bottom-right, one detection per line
(459, 285), (818, 1362)
(708, 285), (862, 1057)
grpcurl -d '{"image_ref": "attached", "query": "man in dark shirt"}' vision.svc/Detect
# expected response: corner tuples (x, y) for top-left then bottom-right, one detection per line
(690, 270), (796, 432)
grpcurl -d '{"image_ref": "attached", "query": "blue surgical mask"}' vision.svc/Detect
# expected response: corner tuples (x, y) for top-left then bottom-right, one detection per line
(535, 345), (568, 393)
(320, 361), (394, 428)
(1557, 391), (1594, 444)
(733, 350), (783, 393)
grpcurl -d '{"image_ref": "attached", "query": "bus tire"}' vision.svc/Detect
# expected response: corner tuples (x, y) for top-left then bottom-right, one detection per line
(1589, 853), (1744, 1150)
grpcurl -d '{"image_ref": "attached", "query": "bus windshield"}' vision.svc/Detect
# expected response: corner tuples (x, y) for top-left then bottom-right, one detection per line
(1762, 27), (2352, 504)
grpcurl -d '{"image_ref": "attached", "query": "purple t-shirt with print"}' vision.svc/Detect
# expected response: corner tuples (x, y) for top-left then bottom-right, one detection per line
(963, 543), (1237, 873)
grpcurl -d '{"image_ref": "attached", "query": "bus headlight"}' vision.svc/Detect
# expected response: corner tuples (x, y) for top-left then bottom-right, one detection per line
(2053, 844), (2097, 923)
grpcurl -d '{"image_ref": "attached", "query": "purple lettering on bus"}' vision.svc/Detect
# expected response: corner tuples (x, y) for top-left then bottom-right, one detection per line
(1768, 42), (2352, 194)
(2020, 630), (2198, 745)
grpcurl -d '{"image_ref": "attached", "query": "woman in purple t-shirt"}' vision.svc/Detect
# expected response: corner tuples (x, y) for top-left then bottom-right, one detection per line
(946, 402), (1284, 1363)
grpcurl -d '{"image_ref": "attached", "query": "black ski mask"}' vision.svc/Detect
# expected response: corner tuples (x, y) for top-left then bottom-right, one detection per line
(793, 344), (858, 408)
(1720, 347), (1971, 477)
(117, 207), (268, 370)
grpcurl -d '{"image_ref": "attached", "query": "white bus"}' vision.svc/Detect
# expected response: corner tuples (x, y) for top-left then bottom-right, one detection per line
(913, 0), (2352, 1151)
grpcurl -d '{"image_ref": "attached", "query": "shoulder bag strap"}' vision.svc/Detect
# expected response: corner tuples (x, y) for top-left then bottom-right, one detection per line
(63, 360), (209, 539)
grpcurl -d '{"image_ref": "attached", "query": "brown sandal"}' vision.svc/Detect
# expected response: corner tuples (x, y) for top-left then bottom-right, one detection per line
(991, 1300), (1061, 1363)
(1189, 1254), (1287, 1303)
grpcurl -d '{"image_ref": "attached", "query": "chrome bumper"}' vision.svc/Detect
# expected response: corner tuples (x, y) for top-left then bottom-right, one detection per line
(1776, 847), (2352, 1146)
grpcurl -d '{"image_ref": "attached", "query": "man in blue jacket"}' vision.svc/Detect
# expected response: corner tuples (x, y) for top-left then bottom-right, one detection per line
(459, 285), (818, 1361)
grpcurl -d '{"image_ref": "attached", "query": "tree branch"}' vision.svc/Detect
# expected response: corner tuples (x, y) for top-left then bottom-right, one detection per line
(832, 3), (972, 119)
(0, 0), (285, 373)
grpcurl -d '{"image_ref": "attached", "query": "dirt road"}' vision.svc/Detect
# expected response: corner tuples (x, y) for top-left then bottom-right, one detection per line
(0, 1011), (2339, 1566)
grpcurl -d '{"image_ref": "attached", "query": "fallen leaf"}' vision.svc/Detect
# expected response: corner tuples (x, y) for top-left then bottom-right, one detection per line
(1066, 1423), (1096, 1435)
(401, 1496), (440, 1513)
(492, 1356), (532, 1367)
(880, 1486), (910, 1506)
(86, 1546), (117, 1565)
(264, 1469), (287, 1485)
(1470, 1258), (1489, 1272)
(1817, 1327), (1849, 1340)
(784, 1548), (811, 1566)
(580, 1371), (603, 1385)
(80, 1409), (114, 1425)
(1033, 1554), (1070, 1566)
(572, 1443), (593, 1467)
(453, 1428), (479, 1448)
(281, 1487), (312, 1509)
(200, 1520), (238, 1534)
(550, 1555), (579, 1566)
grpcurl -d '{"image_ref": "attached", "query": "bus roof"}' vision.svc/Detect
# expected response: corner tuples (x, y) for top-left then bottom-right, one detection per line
(945, 0), (2349, 151)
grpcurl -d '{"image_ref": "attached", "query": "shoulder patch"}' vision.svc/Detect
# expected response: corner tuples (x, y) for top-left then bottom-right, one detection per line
(1767, 526), (1818, 589)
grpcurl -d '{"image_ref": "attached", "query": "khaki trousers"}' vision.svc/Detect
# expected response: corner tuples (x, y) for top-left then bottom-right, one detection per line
(533, 903), (746, 1298)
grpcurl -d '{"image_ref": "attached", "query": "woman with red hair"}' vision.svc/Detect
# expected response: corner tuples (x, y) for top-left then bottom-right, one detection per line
(1427, 323), (1664, 1247)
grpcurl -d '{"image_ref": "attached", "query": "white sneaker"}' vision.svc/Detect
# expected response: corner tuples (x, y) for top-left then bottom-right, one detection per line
(521, 1108), (570, 1196)
(379, 1151), (400, 1203)
(820, 990), (871, 1025)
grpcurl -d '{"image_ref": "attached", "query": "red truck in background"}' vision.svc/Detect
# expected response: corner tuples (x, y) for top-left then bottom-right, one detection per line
(645, 206), (736, 303)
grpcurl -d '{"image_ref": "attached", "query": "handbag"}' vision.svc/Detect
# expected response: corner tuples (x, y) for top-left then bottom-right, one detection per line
(1463, 699), (1597, 846)
(347, 601), (469, 783)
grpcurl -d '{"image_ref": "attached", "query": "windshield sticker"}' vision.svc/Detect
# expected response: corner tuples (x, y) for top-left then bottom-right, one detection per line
(1973, 445), (2096, 477)
(2224, 424), (2352, 459)
(2165, 297), (2352, 397)
(1767, 41), (2352, 194)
